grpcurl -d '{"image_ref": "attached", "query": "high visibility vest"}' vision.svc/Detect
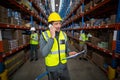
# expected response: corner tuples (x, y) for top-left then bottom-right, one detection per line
(30, 33), (39, 45)
(80, 33), (88, 44)
(42, 30), (67, 67)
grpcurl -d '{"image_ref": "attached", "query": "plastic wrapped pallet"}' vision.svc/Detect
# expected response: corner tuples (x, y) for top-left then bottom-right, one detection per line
(8, 40), (18, 50)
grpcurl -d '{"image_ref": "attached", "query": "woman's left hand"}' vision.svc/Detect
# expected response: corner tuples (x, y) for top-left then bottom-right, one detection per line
(69, 51), (77, 56)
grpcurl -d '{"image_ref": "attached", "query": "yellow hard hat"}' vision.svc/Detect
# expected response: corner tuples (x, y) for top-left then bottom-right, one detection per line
(48, 12), (62, 22)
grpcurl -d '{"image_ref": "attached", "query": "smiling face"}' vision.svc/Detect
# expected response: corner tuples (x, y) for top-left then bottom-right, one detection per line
(52, 21), (62, 32)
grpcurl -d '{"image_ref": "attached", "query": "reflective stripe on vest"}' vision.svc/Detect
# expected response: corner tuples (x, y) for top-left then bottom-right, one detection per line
(30, 33), (39, 45)
(51, 50), (65, 54)
(42, 30), (67, 66)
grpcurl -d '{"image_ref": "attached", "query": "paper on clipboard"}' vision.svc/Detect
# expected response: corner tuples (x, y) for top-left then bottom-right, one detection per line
(62, 50), (85, 60)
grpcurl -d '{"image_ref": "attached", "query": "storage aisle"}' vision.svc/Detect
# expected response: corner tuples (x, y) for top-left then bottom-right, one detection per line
(11, 48), (108, 80)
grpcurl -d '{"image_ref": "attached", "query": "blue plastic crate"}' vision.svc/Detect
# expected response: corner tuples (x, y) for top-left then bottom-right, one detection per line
(116, 40), (120, 53)
(0, 62), (5, 73)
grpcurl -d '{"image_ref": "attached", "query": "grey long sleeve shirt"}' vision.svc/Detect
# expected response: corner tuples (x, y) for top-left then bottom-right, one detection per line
(40, 31), (71, 71)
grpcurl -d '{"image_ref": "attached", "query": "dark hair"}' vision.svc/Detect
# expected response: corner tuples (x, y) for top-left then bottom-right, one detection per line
(48, 22), (54, 25)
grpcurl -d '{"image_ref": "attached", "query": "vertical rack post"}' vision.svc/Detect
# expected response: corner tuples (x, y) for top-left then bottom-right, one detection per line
(111, 0), (120, 68)
(0, 30), (8, 80)
(80, 1), (84, 34)
(30, 1), (33, 27)
(108, 0), (120, 80)
(115, 0), (120, 53)
(0, 30), (4, 73)
(82, 2), (84, 27)
(40, 13), (43, 33)
(72, 14), (74, 36)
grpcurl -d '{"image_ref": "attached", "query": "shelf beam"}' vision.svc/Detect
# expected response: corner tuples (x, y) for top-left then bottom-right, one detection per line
(66, 33), (120, 58)
(0, 23), (30, 30)
(29, 0), (47, 19)
(63, 0), (116, 27)
(2, 43), (29, 58)
(62, 23), (120, 30)
(0, 0), (47, 25)
(63, 0), (83, 22)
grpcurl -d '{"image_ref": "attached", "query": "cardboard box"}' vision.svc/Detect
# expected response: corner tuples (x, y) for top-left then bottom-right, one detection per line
(8, 17), (14, 24)
(90, 36), (101, 45)
(92, 52), (112, 68)
(2, 29), (15, 40)
(3, 39), (9, 53)
(8, 40), (18, 50)
(110, 14), (116, 24)
(13, 30), (22, 39)
(18, 38), (23, 46)
(93, 0), (104, 6)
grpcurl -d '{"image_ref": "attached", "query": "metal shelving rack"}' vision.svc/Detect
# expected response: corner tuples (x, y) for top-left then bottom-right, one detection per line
(63, 0), (120, 78)
(29, 0), (47, 20)
(63, 23), (120, 30)
(2, 43), (29, 58)
(63, 0), (83, 22)
(0, 0), (47, 79)
(0, 0), (47, 25)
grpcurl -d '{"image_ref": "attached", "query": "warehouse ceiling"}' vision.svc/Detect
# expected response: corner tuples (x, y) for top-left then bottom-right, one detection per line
(43, 0), (74, 19)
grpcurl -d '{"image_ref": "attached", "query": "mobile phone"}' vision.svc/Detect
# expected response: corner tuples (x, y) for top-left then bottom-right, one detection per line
(48, 24), (52, 29)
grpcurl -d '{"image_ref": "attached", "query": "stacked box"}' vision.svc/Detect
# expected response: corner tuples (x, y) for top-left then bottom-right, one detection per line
(0, 6), (8, 23)
(8, 40), (18, 50)
(22, 35), (29, 44)
(2, 29), (15, 40)
(20, 0), (31, 9)
(2, 29), (23, 51)
(24, 23), (31, 28)
(90, 36), (101, 45)
(13, 30), (22, 40)
(98, 42), (108, 49)
(92, 52), (105, 68)
(7, 9), (22, 25)
(13, 30), (23, 46)
(110, 14), (116, 24)
(18, 39), (23, 46)
(3, 40), (9, 53)
(74, 32), (80, 39)
(85, 1), (90, 12)
(76, 7), (81, 14)
(90, 18), (96, 26)
(8, 17), (15, 24)
(93, 0), (104, 6)
(92, 52), (111, 69)
(3, 40), (20, 53)
(2, 29), (23, 40)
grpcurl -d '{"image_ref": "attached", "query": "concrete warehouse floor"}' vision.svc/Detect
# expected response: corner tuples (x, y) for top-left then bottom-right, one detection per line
(11, 46), (108, 80)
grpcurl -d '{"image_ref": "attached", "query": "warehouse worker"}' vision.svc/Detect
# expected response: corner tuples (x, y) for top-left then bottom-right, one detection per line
(79, 31), (92, 60)
(30, 27), (39, 61)
(40, 12), (77, 80)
